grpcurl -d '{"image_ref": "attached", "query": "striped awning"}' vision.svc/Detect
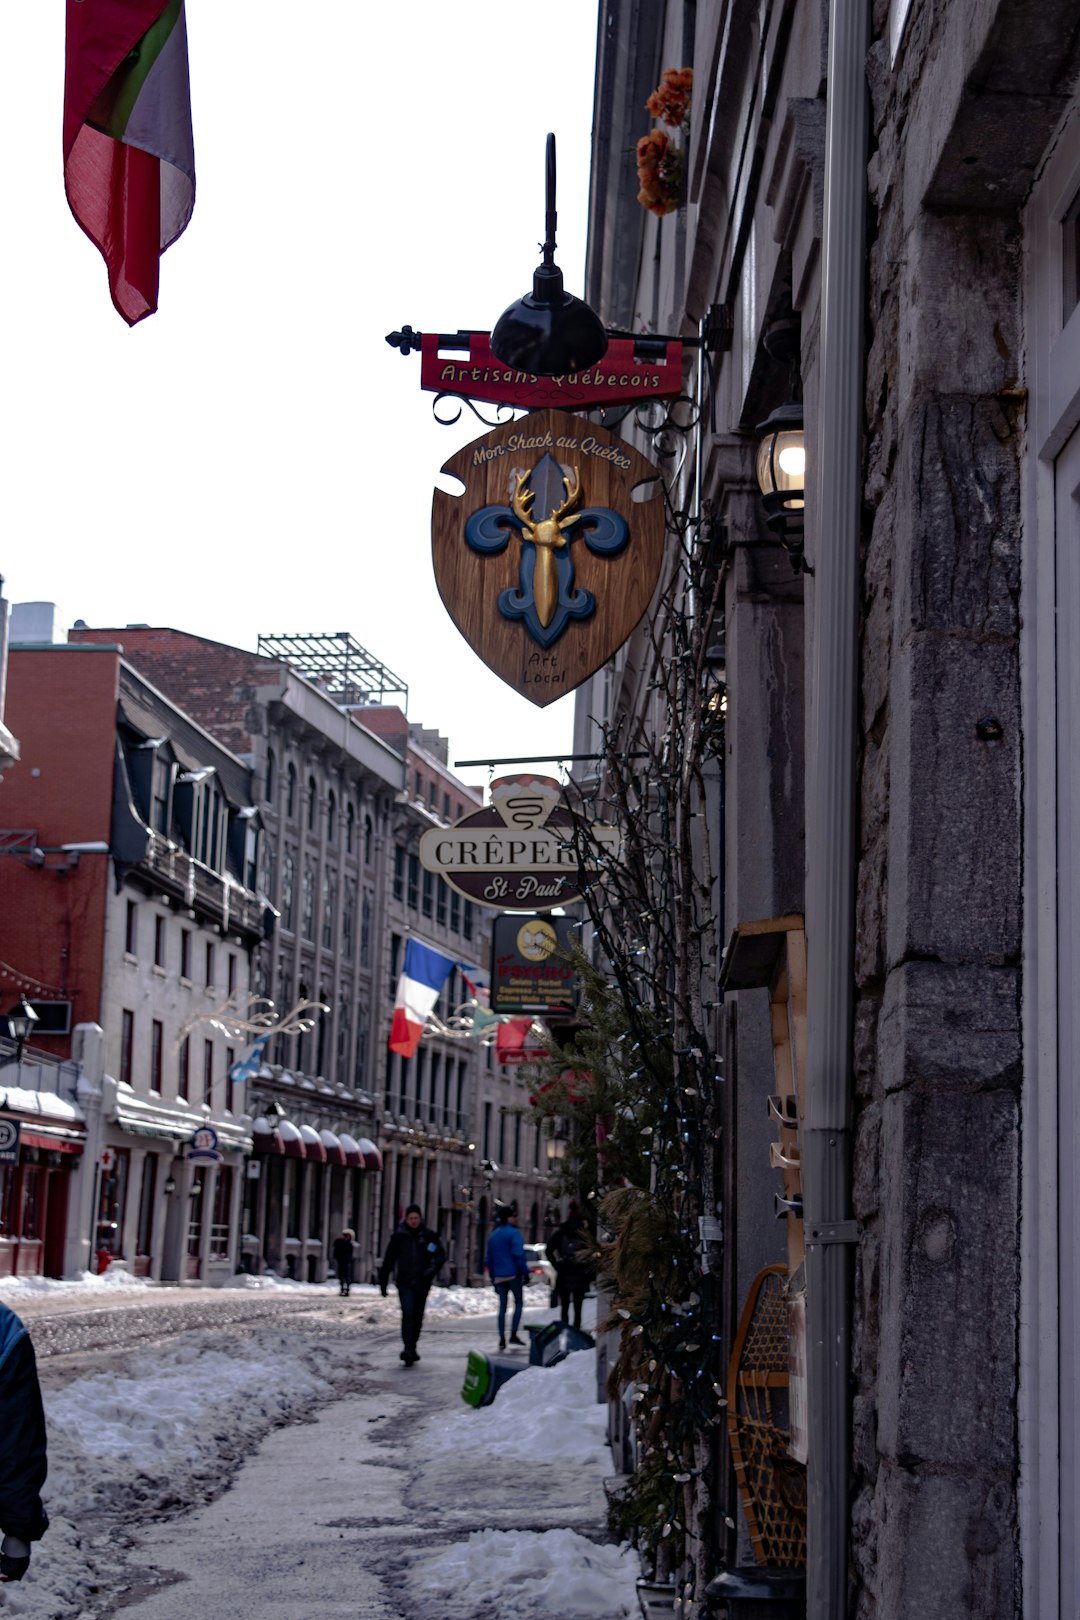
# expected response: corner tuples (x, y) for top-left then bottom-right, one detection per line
(319, 1129), (348, 1167)
(253, 1116), (306, 1159)
(278, 1120), (306, 1160)
(299, 1125), (327, 1162)
(356, 1137), (383, 1172)
(20, 1127), (85, 1155)
(338, 1132), (363, 1168)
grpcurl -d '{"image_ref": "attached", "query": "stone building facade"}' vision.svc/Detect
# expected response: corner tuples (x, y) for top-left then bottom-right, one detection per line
(68, 626), (405, 1282)
(583, 3), (1080, 1615)
(362, 708), (553, 1282)
(1, 642), (268, 1282)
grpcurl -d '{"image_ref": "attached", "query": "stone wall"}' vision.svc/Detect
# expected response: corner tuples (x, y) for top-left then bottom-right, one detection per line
(850, 4), (1047, 1612)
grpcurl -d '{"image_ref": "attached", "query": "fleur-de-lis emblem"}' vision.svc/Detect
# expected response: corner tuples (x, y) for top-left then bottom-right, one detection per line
(465, 452), (629, 647)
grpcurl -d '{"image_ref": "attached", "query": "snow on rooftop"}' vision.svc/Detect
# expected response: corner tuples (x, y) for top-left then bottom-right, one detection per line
(0, 1087), (83, 1122)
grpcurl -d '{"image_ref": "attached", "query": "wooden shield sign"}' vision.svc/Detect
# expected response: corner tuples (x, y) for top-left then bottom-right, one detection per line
(432, 408), (665, 705)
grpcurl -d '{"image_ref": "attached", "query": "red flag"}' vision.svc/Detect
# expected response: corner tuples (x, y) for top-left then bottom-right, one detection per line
(64, 0), (195, 324)
(496, 1019), (548, 1065)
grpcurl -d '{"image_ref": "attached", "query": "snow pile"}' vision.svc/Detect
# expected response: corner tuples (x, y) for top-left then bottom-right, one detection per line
(0, 1327), (344, 1618)
(424, 1349), (608, 1466)
(407, 1526), (638, 1619)
(46, 1340), (329, 1476)
(427, 1282), (546, 1318)
(0, 1267), (151, 1300)
(220, 1270), (342, 1294)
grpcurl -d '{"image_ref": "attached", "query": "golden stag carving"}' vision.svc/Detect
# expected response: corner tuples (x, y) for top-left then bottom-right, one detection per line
(510, 467), (583, 628)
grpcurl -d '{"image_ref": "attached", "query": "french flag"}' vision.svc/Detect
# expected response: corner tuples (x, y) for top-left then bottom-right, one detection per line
(388, 940), (455, 1058)
(459, 962), (491, 1001)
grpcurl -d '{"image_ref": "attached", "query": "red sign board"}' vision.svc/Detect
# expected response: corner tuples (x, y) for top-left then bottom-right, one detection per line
(421, 331), (684, 410)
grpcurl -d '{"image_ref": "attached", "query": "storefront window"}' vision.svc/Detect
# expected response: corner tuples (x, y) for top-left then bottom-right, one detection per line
(20, 1167), (42, 1241)
(243, 1162), (259, 1234)
(308, 1165), (322, 1238)
(286, 1162), (302, 1239)
(210, 1167), (233, 1259)
(187, 1167), (206, 1257)
(136, 1155), (157, 1256)
(0, 1165), (14, 1235)
(96, 1149), (129, 1257)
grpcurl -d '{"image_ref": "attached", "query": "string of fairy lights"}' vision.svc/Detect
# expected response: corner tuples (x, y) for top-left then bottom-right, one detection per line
(527, 487), (729, 1610)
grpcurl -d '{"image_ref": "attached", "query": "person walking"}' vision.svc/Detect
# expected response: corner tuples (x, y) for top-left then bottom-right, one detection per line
(546, 1201), (594, 1331)
(484, 1203), (528, 1351)
(0, 1302), (48, 1584)
(377, 1204), (446, 1364)
(331, 1228), (355, 1296)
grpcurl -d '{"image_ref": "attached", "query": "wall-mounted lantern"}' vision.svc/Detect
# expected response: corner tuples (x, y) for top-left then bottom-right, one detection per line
(755, 400), (806, 542)
(754, 315), (808, 571)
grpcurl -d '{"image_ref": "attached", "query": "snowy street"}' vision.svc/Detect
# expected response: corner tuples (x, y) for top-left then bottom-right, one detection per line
(1, 1278), (639, 1620)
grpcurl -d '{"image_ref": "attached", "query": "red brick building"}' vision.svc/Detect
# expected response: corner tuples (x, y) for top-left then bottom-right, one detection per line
(1, 643), (267, 1279)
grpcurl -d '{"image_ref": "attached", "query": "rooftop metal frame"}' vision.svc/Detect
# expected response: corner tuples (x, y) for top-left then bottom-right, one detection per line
(256, 631), (408, 710)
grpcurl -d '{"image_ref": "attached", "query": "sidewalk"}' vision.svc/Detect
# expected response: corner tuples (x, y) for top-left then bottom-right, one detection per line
(114, 1307), (636, 1620)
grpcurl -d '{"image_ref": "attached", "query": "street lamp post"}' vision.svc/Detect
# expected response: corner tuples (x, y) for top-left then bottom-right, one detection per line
(1, 997), (39, 1068)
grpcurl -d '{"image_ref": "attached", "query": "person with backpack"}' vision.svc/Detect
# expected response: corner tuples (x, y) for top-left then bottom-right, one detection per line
(377, 1204), (446, 1364)
(484, 1203), (528, 1350)
(546, 1201), (594, 1331)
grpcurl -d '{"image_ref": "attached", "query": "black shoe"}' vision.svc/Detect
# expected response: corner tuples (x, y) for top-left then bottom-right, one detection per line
(509, 1334), (524, 1345)
(498, 1336), (506, 1350)
(403, 1351), (419, 1364)
(399, 1350), (409, 1361)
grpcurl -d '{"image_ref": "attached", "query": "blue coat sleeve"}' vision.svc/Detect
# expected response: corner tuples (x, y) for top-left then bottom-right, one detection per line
(0, 1314), (47, 1543)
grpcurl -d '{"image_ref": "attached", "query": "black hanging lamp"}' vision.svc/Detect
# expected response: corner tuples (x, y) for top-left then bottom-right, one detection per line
(490, 133), (609, 376)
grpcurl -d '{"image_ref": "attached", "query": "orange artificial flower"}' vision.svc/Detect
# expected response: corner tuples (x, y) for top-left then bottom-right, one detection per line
(636, 127), (683, 216)
(646, 66), (693, 128)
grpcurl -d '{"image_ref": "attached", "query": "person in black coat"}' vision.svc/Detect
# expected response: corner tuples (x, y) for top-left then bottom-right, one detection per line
(0, 1302), (48, 1583)
(546, 1201), (594, 1331)
(377, 1204), (446, 1364)
(331, 1228), (355, 1296)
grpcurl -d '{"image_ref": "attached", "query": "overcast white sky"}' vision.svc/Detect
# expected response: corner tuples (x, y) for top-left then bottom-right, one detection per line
(0, 3), (601, 789)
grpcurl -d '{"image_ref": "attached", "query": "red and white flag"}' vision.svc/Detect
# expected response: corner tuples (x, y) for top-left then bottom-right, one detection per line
(64, 0), (195, 323)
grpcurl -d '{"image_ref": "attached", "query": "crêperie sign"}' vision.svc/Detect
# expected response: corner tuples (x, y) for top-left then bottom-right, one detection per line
(418, 774), (619, 912)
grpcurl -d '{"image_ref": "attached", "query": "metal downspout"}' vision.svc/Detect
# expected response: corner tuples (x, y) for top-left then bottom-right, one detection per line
(804, 4), (869, 1618)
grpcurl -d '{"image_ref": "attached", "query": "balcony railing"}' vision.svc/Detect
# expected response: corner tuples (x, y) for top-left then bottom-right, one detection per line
(0, 1038), (81, 1105)
(140, 834), (267, 938)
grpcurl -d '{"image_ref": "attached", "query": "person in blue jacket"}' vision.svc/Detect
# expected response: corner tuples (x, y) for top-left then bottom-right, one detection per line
(0, 1302), (48, 1583)
(484, 1203), (528, 1350)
